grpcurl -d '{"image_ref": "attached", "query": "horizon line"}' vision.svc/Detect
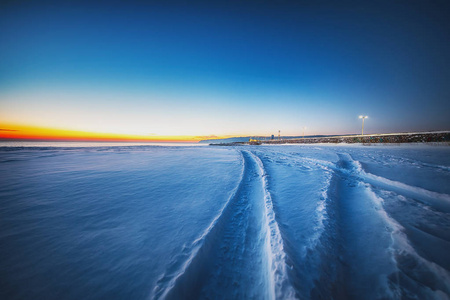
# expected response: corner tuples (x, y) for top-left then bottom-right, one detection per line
(1, 123), (448, 143)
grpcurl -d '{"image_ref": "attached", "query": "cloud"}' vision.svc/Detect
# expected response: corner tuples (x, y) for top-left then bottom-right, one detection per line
(0, 128), (19, 132)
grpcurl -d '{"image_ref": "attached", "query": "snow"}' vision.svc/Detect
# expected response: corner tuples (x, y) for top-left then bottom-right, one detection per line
(0, 143), (449, 299)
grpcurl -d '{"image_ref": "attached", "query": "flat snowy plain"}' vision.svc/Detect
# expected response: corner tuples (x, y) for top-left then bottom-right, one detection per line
(0, 143), (449, 299)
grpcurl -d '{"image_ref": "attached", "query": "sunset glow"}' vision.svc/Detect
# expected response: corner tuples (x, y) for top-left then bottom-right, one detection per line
(0, 123), (223, 142)
(1, 1), (449, 141)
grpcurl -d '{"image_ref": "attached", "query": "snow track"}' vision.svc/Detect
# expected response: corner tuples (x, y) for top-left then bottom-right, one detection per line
(251, 148), (450, 299)
(152, 151), (295, 300)
(331, 153), (450, 299)
(152, 146), (450, 300)
(251, 152), (297, 299)
(2, 144), (449, 300)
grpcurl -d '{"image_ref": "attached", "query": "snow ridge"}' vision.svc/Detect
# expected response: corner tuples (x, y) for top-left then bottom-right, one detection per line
(340, 154), (450, 297)
(339, 153), (450, 212)
(250, 151), (297, 299)
(364, 184), (450, 298)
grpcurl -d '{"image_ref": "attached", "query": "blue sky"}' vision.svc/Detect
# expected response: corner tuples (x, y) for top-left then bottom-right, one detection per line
(1, 0), (449, 137)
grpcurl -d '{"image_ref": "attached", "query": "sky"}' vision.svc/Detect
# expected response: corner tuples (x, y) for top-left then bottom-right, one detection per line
(1, 0), (449, 141)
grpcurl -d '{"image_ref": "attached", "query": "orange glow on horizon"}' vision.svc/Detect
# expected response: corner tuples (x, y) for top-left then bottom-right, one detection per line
(0, 123), (226, 143)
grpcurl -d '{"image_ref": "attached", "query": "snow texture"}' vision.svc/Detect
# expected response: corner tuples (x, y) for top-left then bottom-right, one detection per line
(0, 143), (449, 299)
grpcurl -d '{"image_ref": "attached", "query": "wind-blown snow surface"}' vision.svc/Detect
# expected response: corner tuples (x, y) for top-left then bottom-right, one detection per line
(1, 144), (449, 300)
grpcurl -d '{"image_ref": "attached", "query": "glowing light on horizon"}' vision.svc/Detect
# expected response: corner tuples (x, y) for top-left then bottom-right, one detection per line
(0, 123), (217, 142)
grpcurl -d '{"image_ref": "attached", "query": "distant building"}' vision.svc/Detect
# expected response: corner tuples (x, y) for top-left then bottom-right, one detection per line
(271, 135), (274, 140)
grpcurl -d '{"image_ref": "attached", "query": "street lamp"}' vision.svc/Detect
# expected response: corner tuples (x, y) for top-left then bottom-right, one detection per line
(359, 115), (368, 135)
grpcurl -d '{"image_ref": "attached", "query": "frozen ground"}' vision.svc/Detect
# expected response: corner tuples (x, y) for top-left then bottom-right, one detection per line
(0, 143), (449, 299)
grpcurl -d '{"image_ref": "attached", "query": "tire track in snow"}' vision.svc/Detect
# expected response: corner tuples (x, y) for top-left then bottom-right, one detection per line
(253, 149), (337, 299)
(252, 149), (450, 298)
(151, 150), (295, 300)
(281, 150), (450, 213)
(250, 151), (297, 299)
(361, 170), (450, 213)
(333, 153), (450, 213)
(335, 153), (450, 299)
(328, 153), (401, 299)
(254, 150), (334, 253)
(364, 185), (450, 299)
